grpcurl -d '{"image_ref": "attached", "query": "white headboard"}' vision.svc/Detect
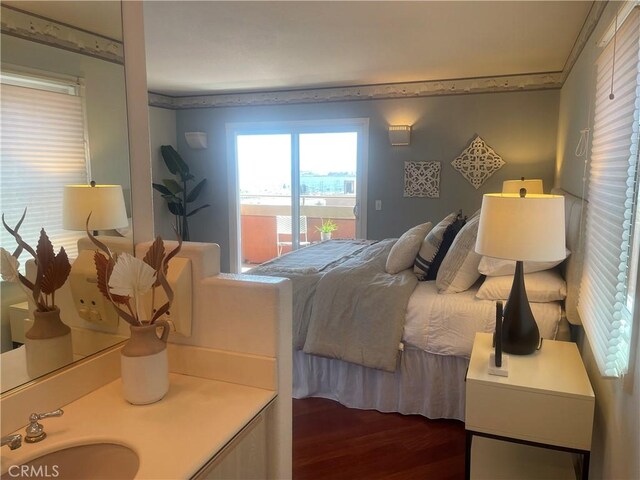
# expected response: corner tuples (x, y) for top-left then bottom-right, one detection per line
(551, 188), (585, 325)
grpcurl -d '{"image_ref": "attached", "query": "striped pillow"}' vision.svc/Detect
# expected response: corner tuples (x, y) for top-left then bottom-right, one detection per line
(413, 212), (457, 280)
(436, 213), (482, 293)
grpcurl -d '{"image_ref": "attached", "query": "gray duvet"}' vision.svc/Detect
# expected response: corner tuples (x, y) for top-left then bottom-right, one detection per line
(249, 239), (418, 372)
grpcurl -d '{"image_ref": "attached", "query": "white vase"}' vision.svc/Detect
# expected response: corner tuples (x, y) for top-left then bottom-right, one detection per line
(25, 308), (73, 379)
(120, 320), (170, 405)
(321, 232), (332, 241)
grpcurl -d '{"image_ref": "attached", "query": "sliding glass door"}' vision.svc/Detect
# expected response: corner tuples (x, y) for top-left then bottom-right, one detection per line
(229, 119), (368, 272)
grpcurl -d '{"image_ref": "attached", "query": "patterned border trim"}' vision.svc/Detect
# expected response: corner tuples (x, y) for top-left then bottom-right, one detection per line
(149, 72), (563, 109)
(561, 1), (608, 82)
(1, 5), (124, 65)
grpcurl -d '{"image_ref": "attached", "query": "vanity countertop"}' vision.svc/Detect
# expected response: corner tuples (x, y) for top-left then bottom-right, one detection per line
(1, 373), (276, 479)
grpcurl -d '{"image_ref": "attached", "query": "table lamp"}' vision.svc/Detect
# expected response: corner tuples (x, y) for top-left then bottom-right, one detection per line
(502, 177), (544, 195)
(63, 182), (128, 234)
(475, 189), (565, 354)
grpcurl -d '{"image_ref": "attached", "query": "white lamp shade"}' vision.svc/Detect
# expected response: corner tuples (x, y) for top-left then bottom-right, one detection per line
(63, 185), (128, 231)
(475, 193), (566, 262)
(502, 178), (544, 195)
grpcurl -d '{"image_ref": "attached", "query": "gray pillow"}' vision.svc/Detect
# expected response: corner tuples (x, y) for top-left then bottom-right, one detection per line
(436, 214), (482, 293)
(386, 222), (433, 274)
(413, 212), (457, 280)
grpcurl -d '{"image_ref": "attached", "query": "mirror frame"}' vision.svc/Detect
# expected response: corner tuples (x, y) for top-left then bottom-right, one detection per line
(0, 1), (154, 396)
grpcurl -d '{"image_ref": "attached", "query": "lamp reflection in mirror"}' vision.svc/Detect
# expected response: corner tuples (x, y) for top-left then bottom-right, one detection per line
(475, 190), (565, 354)
(63, 182), (128, 234)
(502, 177), (544, 195)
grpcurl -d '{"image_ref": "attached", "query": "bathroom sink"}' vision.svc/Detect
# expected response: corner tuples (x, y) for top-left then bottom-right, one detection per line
(1, 443), (139, 480)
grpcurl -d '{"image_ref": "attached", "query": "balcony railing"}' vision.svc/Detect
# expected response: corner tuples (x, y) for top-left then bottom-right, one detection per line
(240, 195), (356, 265)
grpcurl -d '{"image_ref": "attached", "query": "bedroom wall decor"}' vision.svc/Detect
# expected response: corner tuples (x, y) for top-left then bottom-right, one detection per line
(404, 161), (440, 198)
(451, 135), (505, 189)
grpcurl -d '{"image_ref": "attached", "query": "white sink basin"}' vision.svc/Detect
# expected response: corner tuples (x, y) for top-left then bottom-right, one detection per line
(2, 443), (139, 479)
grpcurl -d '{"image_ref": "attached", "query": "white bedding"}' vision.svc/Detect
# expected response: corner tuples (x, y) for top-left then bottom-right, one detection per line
(403, 280), (561, 358)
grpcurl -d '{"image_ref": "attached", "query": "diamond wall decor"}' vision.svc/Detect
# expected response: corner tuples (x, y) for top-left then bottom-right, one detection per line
(451, 136), (505, 189)
(404, 161), (441, 198)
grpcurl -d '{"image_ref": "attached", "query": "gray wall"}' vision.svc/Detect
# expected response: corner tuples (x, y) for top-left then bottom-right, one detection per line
(555, 2), (640, 478)
(149, 106), (178, 240)
(170, 89), (559, 271)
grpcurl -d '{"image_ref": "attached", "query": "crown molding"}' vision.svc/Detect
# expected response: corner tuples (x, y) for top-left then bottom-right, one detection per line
(149, 72), (563, 110)
(145, 1), (603, 110)
(1, 5), (124, 65)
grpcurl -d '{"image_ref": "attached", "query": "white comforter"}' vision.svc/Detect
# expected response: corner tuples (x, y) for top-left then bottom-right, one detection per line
(403, 281), (562, 358)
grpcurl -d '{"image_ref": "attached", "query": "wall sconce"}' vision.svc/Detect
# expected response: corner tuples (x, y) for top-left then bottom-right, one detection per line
(388, 125), (411, 146)
(185, 131), (208, 149)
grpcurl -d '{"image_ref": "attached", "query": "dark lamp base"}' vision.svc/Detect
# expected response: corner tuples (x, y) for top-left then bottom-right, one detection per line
(502, 260), (540, 355)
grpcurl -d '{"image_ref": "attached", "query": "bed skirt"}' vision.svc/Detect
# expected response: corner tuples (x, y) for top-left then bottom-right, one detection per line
(293, 346), (468, 421)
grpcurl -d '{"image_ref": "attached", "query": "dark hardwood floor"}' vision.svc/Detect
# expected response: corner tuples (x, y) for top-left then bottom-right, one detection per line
(293, 397), (466, 479)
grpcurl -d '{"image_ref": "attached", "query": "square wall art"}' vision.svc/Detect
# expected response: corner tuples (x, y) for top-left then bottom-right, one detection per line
(451, 135), (505, 189)
(404, 161), (441, 198)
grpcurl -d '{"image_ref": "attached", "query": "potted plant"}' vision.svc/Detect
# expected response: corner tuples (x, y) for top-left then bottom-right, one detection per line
(152, 145), (210, 241)
(1, 210), (73, 377)
(86, 226), (181, 404)
(316, 218), (338, 241)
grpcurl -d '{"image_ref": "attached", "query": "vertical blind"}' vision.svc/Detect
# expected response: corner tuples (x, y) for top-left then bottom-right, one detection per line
(1, 72), (89, 261)
(578, 9), (640, 377)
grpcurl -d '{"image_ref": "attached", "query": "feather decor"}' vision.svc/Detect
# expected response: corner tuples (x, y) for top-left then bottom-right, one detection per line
(1, 210), (71, 312)
(86, 213), (182, 326)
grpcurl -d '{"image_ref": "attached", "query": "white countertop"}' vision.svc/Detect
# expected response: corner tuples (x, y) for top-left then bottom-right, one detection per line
(1, 373), (276, 479)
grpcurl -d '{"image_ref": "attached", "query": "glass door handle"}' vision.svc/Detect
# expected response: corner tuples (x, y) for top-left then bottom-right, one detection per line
(353, 204), (359, 218)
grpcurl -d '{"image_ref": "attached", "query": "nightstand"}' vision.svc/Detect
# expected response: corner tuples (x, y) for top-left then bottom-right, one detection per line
(465, 332), (595, 480)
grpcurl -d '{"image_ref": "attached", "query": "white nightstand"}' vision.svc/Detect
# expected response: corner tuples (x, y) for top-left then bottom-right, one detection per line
(465, 332), (595, 480)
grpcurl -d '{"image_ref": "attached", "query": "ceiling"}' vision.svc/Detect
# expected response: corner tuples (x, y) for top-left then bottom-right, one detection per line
(143, 1), (594, 97)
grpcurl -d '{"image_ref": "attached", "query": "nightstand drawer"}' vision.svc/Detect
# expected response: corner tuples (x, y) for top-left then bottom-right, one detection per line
(466, 381), (594, 450)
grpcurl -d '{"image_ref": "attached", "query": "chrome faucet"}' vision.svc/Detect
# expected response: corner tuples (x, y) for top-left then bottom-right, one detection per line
(1, 433), (22, 450)
(25, 409), (64, 443)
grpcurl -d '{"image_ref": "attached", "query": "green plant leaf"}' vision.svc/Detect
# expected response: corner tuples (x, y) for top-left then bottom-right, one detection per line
(152, 183), (173, 196)
(186, 179), (207, 203)
(160, 145), (190, 176)
(186, 204), (210, 217)
(168, 202), (185, 216)
(162, 179), (183, 195)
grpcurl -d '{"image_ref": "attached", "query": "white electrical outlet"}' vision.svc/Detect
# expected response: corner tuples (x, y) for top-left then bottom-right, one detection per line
(375, 200), (382, 211)
(142, 257), (192, 337)
(69, 250), (119, 331)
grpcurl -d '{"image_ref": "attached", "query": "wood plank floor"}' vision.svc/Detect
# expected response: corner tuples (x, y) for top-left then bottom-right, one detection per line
(293, 397), (466, 479)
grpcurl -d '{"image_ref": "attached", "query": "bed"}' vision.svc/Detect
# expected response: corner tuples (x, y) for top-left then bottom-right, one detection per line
(247, 189), (582, 421)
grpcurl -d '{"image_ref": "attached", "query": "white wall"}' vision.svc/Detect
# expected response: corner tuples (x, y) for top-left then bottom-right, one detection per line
(556, 2), (640, 478)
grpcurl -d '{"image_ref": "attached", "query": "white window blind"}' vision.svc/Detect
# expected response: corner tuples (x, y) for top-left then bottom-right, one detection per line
(578, 9), (640, 378)
(1, 71), (89, 261)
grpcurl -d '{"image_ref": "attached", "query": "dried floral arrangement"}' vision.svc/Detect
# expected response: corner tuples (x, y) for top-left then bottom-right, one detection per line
(1, 210), (71, 313)
(87, 228), (182, 327)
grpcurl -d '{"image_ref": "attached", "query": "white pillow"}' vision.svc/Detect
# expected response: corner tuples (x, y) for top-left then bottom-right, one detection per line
(413, 212), (457, 279)
(436, 214), (482, 293)
(476, 268), (567, 302)
(478, 249), (570, 276)
(386, 222), (433, 274)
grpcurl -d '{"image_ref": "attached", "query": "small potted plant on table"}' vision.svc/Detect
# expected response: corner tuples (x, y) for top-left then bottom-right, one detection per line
(316, 219), (338, 241)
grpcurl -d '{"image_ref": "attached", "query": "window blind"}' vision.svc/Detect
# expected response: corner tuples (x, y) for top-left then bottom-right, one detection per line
(0, 73), (89, 262)
(578, 9), (640, 377)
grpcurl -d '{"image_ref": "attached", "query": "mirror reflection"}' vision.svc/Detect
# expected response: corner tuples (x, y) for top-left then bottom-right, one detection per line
(0, 1), (133, 393)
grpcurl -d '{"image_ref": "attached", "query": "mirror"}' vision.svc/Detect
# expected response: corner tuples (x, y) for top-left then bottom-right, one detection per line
(0, 1), (133, 393)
